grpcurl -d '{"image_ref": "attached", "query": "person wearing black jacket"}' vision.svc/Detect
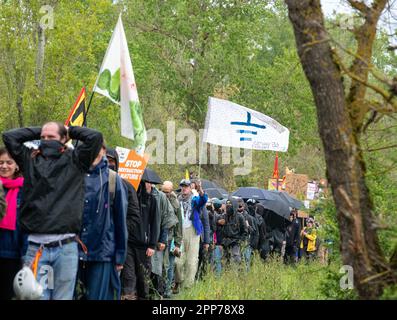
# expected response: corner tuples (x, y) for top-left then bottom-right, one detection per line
(236, 199), (257, 269)
(121, 179), (159, 300)
(284, 210), (301, 264)
(105, 148), (141, 300)
(2, 122), (103, 300)
(254, 204), (269, 261)
(221, 198), (248, 265)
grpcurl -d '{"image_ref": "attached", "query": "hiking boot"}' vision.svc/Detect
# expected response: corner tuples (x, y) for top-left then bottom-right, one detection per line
(172, 283), (180, 294)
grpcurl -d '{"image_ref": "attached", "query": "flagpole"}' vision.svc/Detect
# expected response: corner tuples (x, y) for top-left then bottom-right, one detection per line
(276, 152), (279, 191)
(274, 151), (280, 191)
(198, 144), (203, 179)
(82, 90), (95, 127)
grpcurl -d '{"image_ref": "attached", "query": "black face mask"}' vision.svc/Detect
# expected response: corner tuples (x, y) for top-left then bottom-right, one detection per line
(226, 205), (234, 215)
(39, 140), (65, 158)
(108, 164), (116, 172)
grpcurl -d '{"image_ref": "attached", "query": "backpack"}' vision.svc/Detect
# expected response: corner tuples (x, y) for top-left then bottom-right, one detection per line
(109, 169), (117, 206)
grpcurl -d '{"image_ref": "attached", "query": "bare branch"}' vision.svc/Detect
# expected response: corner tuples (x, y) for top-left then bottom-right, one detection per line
(347, 0), (370, 14)
(366, 143), (397, 152)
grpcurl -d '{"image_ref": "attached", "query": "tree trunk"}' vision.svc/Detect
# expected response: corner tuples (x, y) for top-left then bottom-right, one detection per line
(14, 62), (25, 128)
(35, 23), (45, 91)
(284, 0), (396, 299)
(16, 91), (24, 128)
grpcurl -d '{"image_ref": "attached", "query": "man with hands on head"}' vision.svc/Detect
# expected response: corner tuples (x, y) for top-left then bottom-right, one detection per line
(2, 122), (103, 300)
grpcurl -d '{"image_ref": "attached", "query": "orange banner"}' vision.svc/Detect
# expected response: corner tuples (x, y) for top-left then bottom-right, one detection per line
(116, 146), (149, 190)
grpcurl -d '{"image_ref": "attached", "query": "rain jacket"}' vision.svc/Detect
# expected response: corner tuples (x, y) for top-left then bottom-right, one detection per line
(221, 199), (248, 247)
(105, 148), (141, 246)
(2, 126), (103, 234)
(178, 192), (210, 244)
(129, 181), (160, 250)
(152, 186), (178, 244)
(300, 227), (317, 252)
(79, 158), (128, 265)
(166, 191), (183, 248)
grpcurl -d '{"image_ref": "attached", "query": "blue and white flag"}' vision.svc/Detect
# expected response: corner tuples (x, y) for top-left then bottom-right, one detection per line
(203, 97), (289, 152)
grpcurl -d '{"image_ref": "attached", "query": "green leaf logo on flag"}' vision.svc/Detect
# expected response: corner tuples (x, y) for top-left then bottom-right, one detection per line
(93, 15), (146, 155)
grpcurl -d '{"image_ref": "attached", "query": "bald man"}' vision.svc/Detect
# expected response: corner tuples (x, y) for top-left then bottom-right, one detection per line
(162, 181), (173, 194)
(161, 181), (183, 298)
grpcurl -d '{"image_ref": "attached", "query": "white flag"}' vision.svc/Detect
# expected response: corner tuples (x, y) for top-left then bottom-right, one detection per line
(203, 97), (289, 152)
(94, 15), (146, 154)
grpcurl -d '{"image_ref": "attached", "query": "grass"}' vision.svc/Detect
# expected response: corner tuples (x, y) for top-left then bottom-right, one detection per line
(174, 254), (354, 300)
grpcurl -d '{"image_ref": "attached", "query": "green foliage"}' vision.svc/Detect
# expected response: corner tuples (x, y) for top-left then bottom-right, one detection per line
(1, 3), (397, 298)
(381, 285), (397, 299)
(319, 263), (358, 300)
(176, 255), (352, 300)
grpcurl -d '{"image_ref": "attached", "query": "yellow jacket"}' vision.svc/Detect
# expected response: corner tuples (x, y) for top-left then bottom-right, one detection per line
(300, 227), (317, 252)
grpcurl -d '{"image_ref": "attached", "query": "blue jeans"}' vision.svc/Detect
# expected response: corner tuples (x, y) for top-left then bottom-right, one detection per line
(213, 246), (223, 276)
(242, 246), (252, 271)
(23, 242), (78, 300)
(165, 252), (176, 296)
(77, 261), (121, 300)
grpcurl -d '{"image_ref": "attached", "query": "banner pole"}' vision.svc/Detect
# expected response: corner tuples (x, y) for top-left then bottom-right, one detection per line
(82, 90), (95, 127)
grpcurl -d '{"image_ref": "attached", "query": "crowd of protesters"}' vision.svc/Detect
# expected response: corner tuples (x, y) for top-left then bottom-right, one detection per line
(0, 122), (321, 300)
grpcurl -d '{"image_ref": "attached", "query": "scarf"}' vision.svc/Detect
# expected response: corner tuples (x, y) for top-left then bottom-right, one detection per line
(0, 176), (24, 231)
(39, 140), (66, 158)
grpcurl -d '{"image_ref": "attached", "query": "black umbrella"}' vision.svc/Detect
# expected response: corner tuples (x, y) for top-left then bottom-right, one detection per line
(204, 188), (229, 199)
(259, 197), (291, 220)
(232, 187), (291, 220)
(270, 190), (303, 209)
(231, 187), (277, 201)
(141, 168), (162, 184)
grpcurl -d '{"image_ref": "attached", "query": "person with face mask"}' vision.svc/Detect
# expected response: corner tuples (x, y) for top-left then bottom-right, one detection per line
(220, 198), (248, 265)
(212, 198), (225, 275)
(284, 210), (301, 265)
(237, 198), (257, 270)
(2, 122), (103, 300)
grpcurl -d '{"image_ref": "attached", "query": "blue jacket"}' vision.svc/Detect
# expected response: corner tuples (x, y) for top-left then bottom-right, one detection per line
(79, 158), (128, 265)
(191, 193), (210, 244)
(0, 189), (28, 259)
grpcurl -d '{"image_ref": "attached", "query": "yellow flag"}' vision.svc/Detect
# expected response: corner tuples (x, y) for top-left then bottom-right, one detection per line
(185, 169), (190, 180)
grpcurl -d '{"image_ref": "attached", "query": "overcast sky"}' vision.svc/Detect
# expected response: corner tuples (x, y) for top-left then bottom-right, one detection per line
(320, 0), (397, 31)
(320, 0), (351, 15)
